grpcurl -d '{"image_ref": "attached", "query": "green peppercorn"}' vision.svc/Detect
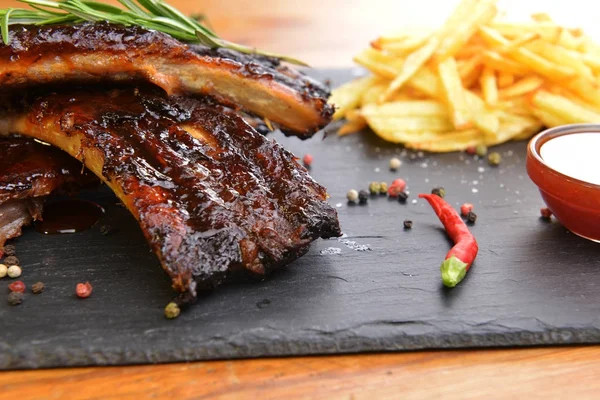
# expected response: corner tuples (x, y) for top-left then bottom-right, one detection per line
(164, 302), (181, 319)
(8, 291), (23, 306)
(358, 190), (369, 205)
(475, 144), (488, 157)
(488, 151), (502, 166)
(397, 191), (409, 203)
(431, 187), (446, 198)
(379, 182), (388, 195)
(368, 181), (382, 195)
(31, 282), (45, 294)
(403, 220), (413, 229)
(467, 211), (477, 224)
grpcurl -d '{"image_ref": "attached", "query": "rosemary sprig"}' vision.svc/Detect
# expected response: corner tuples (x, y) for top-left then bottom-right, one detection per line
(0, 0), (307, 66)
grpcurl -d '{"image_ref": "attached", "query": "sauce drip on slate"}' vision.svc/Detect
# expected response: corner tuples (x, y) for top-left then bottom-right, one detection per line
(35, 199), (104, 235)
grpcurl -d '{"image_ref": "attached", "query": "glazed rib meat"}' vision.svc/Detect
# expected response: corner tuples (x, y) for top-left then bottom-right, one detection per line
(0, 88), (341, 300)
(0, 137), (91, 255)
(0, 23), (333, 138)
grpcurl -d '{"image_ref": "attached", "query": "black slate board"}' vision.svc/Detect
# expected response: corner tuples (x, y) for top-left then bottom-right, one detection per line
(2, 69), (600, 370)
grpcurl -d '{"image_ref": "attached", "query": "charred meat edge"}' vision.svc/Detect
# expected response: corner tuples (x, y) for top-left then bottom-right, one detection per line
(0, 23), (333, 138)
(0, 89), (341, 300)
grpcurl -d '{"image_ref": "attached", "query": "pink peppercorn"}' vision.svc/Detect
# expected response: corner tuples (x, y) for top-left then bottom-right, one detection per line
(76, 282), (93, 298)
(390, 178), (406, 192)
(8, 280), (26, 293)
(540, 207), (553, 219)
(302, 154), (313, 167)
(461, 203), (474, 217)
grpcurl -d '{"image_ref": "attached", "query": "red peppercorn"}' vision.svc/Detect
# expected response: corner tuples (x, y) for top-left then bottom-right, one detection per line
(461, 203), (474, 217)
(540, 207), (553, 219)
(76, 282), (93, 298)
(302, 154), (313, 167)
(388, 184), (404, 197)
(390, 178), (407, 192)
(8, 280), (26, 293)
(466, 146), (476, 155)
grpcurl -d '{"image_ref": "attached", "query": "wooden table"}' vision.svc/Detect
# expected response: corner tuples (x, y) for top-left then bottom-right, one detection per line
(1, 0), (599, 398)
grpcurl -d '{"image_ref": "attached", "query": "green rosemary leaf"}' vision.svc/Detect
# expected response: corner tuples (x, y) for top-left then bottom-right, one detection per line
(1, 8), (14, 45)
(116, 0), (149, 17)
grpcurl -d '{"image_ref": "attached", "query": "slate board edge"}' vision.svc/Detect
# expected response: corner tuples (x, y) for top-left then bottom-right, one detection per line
(2, 328), (599, 370)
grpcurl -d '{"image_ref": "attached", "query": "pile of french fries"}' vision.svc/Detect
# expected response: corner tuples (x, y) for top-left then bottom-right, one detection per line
(330, 0), (600, 152)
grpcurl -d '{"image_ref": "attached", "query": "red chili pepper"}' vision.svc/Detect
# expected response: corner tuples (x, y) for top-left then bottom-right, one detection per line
(8, 281), (26, 293)
(419, 194), (479, 287)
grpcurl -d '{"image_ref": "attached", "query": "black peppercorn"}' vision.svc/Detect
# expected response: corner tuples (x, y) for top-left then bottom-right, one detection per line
(397, 191), (409, 203)
(3, 255), (19, 266)
(3, 244), (16, 256)
(358, 190), (369, 205)
(31, 282), (45, 294)
(255, 123), (270, 135)
(467, 211), (477, 224)
(403, 220), (413, 229)
(8, 291), (23, 306)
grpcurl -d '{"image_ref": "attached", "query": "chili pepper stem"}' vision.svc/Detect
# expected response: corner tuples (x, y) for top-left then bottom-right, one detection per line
(441, 256), (468, 287)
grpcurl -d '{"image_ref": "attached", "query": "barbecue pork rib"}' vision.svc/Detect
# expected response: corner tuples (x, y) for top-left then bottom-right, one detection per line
(0, 88), (341, 300)
(0, 23), (333, 138)
(0, 137), (91, 255)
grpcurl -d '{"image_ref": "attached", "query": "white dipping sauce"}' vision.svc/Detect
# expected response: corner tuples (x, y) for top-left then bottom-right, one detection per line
(540, 133), (600, 185)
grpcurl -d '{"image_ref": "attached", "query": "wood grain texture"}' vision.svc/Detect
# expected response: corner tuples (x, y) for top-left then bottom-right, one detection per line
(2, 347), (600, 400)
(0, 0), (599, 397)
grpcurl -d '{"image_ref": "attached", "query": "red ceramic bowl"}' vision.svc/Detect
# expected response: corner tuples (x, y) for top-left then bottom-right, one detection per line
(527, 124), (600, 242)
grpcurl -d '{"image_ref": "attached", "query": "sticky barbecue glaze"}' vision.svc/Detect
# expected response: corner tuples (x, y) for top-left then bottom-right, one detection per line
(2, 88), (341, 300)
(0, 23), (333, 137)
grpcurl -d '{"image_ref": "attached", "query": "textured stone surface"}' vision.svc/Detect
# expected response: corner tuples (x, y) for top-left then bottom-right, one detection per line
(2, 70), (600, 370)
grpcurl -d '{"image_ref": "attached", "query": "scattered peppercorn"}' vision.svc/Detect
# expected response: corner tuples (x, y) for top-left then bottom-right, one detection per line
(488, 151), (502, 166)
(31, 282), (45, 294)
(8, 281), (25, 293)
(4, 256), (19, 266)
(403, 220), (413, 229)
(369, 181), (382, 195)
(467, 211), (478, 224)
(0, 264), (6, 279)
(388, 184), (404, 197)
(3, 244), (16, 256)
(76, 282), (93, 298)
(475, 144), (488, 157)
(358, 190), (369, 205)
(391, 178), (407, 192)
(347, 189), (359, 203)
(431, 187), (446, 198)
(466, 146), (476, 155)
(8, 291), (23, 306)
(379, 182), (388, 194)
(397, 191), (409, 203)
(164, 302), (181, 319)
(540, 207), (553, 220)
(302, 154), (313, 167)
(461, 203), (474, 217)
(389, 157), (402, 171)
(7, 265), (21, 278)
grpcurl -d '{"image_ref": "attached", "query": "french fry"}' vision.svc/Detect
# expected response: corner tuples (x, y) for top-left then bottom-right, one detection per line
(437, 57), (472, 129)
(481, 50), (529, 75)
(433, 0), (497, 62)
(327, 0), (600, 152)
(498, 75), (544, 99)
(497, 71), (514, 88)
(381, 36), (439, 101)
(478, 26), (577, 80)
(479, 67), (498, 105)
(329, 75), (378, 120)
(531, 90), (600, 124)
(405, 129), (483, 152)
(486, 21), (562, 42)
